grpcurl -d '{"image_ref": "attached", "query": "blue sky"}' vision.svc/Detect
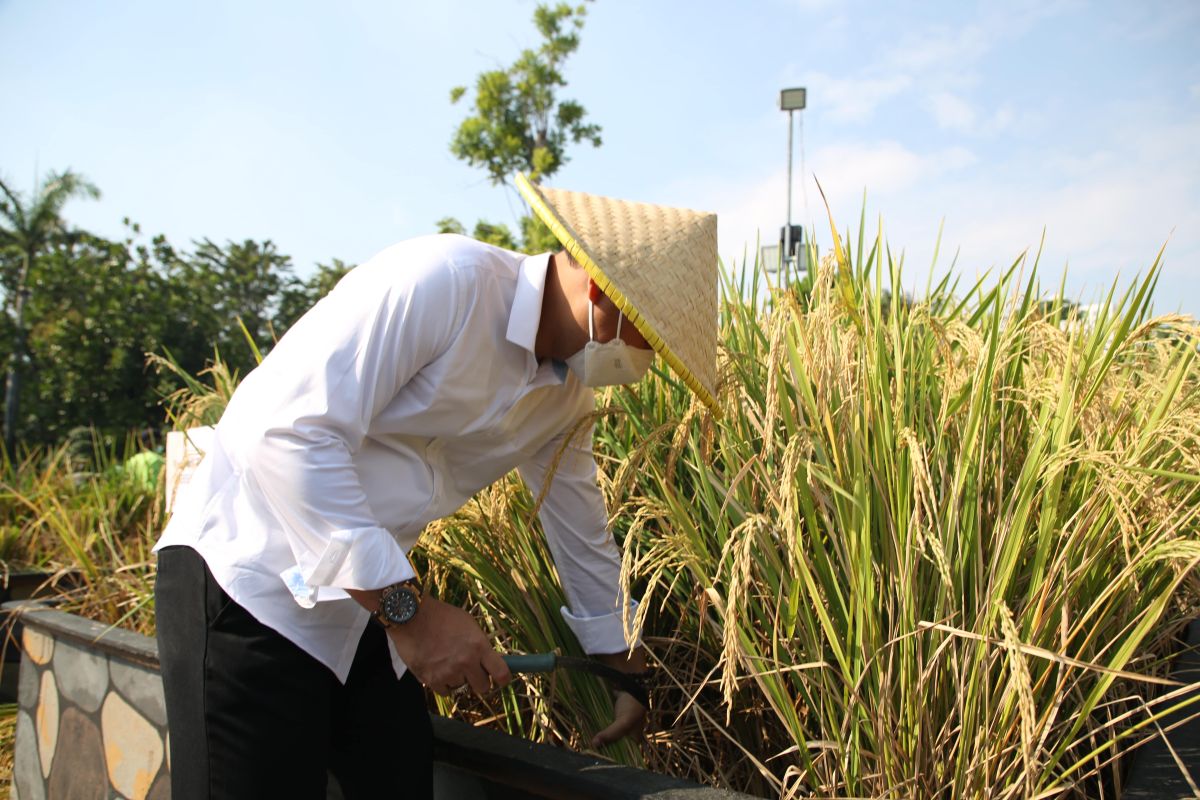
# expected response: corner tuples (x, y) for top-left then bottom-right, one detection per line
(2, 0), (1198, 316)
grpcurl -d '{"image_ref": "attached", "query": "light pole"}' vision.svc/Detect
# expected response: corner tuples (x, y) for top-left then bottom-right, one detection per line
(780, 87), (806, 273)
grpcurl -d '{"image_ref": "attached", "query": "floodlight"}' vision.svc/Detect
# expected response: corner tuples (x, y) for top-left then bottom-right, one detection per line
(780, 87), (807, 111)
(773, 87), (808, 274)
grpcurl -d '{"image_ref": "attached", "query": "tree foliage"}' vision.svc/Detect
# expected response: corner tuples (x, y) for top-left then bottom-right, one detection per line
(450, 2), (601, 186)
(0, 169), (101, 452)
(445, 2), (601, 253)
(19, 231), (169, 444)
(435, 216), (519, 250)
(276, 259), (352, 332)
(0, 180), (352, 449)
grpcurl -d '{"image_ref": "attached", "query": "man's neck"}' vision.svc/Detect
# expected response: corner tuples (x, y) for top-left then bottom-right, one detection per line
(537, 253), (564, 359)
(535, 251), (579, 362)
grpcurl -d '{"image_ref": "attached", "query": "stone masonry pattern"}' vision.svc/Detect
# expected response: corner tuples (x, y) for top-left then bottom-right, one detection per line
(11, 626), (170, 800)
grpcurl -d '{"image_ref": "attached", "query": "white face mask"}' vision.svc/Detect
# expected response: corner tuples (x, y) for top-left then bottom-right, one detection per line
(565, 302), (655, 387)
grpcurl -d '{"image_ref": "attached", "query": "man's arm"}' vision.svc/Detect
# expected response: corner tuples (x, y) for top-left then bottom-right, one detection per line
(347, 589), (511, 696)
(518, 418), (648, 745)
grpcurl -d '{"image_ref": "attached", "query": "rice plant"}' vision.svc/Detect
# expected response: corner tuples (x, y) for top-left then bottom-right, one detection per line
(433, 218), (1200, 796)
(419, 475), (644, 766)
(572, 221), (1200, 797)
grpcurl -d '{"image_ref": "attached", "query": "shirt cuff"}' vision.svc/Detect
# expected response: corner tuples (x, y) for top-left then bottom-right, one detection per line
(559, 601), (641, 654)
(281, 526), (416, 608)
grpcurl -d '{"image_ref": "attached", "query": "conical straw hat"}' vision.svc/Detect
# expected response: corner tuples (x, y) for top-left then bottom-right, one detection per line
(516, 173), (719, 415)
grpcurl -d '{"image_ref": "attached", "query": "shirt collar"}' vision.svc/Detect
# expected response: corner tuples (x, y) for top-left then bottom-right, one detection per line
(505, 252), (552, 356)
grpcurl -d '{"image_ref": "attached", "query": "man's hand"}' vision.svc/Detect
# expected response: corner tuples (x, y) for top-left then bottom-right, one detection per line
(351, 590), (511, 697)
(590, 646), (648, 749)
(393, 597), (511, 696)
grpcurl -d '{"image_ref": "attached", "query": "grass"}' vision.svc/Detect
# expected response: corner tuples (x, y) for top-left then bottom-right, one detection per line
(0, 429), (162, 635)
(0, 702), (15, 783)
(3, 220), (1198, 797)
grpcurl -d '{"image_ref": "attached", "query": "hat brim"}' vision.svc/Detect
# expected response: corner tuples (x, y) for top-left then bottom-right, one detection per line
(516, 173), (720, 415)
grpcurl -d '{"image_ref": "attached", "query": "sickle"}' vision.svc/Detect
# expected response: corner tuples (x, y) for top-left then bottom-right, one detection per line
(502, 652), (650, 709)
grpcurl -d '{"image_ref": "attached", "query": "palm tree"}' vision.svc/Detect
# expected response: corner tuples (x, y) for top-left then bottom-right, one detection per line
(0, 169), (100, 453)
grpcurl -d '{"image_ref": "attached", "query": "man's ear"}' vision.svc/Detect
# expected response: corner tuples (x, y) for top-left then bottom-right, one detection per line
(587, 279), (605, 304)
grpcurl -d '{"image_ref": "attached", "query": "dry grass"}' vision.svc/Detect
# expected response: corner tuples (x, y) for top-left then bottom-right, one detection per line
(0, 430), (161, 635)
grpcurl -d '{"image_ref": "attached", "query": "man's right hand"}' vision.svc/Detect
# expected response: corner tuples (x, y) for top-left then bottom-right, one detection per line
(385, 596), (511, 697)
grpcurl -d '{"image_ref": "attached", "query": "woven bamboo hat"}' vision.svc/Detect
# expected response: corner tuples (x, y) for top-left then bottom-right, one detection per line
(516, 173), (720, 415)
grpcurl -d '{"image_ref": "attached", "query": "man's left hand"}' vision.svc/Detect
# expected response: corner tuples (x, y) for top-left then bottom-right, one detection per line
(590, 647), (648, 749)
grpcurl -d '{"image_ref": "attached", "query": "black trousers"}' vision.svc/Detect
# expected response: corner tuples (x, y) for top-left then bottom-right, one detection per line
(155, 545), (433, 799)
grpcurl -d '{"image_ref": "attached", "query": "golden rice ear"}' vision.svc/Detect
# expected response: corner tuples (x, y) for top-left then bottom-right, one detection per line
(517, 173), (720, 415)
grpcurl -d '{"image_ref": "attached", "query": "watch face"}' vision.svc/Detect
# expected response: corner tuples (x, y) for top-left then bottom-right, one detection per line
(381, 585), (419, 624)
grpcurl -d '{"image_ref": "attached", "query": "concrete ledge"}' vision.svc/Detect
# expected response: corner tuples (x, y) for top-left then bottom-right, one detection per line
(432, 715), (758, 799)
(0, 569), (80, 605)
(1122, 617), (1200, 799)
(6, 600), (171, 797)
(6, 601), (756, 799)
(3, 600), (160, 669)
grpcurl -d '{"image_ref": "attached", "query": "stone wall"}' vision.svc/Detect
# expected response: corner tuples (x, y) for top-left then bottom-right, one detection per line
(8, 604), (168, 800)
(5, 601), (758, 800)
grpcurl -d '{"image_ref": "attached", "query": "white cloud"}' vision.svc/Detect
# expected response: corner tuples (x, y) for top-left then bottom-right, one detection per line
(789, 7), (1074, 133)
(818, 116), (1200, 312)
(1045, 149), (1117, 178)
(948, 117), (1200, 278)
(941, 169), (1197, 303)
(980, 104), (1026, 135)
(793, 0), (840, 11)
(886, 24), (990, 75)
(804, 71), (912, 123)
(975, 0), (1082, 42)
(857, 3), (1076, 133)
(689, 109), (1200, 316)
(926, 91), (976, 131)
(675, 140), (978, 268)
(810, 141), (976, 202)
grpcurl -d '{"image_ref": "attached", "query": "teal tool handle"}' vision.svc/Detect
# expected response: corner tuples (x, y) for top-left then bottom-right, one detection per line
(502, 653), (558, 674)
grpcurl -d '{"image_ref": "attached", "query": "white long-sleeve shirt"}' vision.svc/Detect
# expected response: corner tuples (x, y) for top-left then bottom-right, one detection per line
(154, 234), (634, 682)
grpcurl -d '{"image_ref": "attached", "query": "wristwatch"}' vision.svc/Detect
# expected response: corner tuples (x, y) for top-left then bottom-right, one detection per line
(370, 579), (422, 627)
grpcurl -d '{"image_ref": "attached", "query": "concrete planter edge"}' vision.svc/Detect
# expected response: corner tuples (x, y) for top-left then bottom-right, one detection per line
(4, 600), (759, 800)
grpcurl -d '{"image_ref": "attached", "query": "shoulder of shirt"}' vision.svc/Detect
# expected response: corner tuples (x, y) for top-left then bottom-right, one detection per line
(353, 234), (524, 284)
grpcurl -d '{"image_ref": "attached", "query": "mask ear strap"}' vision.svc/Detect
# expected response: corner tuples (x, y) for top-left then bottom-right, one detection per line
(616, 310), (623, 339)
(588, 300), (595, 340)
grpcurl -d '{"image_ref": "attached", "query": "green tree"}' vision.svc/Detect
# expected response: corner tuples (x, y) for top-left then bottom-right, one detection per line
(435, 216), (519, 250)
(519, 213), (560, 254)
(449, 2), (600, 185)
(445, 1), (601, 252)
(20, 231), (171, 445)
(169, 238), (295, 375)
(0, 169), (100, 453)
(0, 174), (359, 446)
(274, 258), (354, 335)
